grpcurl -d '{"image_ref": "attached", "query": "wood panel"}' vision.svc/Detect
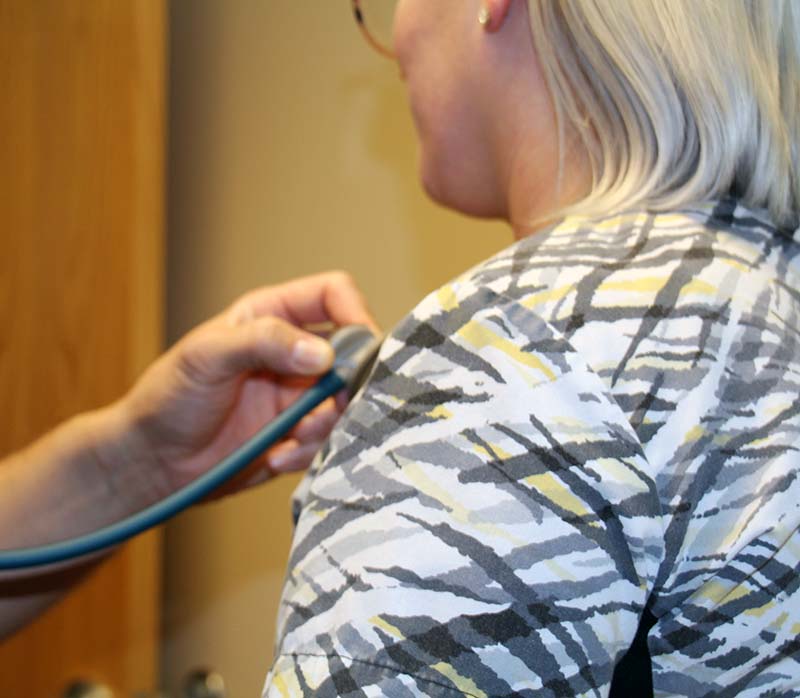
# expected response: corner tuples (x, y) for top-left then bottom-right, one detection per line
(0, 1), (165, 695)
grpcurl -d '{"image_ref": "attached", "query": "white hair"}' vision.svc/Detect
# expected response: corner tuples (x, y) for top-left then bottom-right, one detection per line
(528, 0), (800, 230)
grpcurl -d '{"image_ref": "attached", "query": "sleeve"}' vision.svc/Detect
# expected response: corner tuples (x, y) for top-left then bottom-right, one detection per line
(263, 283), (665, 698)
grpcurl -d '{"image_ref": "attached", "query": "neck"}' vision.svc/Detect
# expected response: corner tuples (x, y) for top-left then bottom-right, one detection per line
(504, 130), (593, 240)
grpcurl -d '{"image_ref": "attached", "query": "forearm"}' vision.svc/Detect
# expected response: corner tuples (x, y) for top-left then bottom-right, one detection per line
(0, 403), (167, 639)
(0, 558), (96, 641)
(0, 403), (166, 551)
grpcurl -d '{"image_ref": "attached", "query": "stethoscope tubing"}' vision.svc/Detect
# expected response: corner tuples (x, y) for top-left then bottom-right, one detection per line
(0, 370), (346, 570)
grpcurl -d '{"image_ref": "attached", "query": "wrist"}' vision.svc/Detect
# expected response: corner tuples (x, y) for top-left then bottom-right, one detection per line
(86, 400), (173, 512)
(0, 403), (171, 549)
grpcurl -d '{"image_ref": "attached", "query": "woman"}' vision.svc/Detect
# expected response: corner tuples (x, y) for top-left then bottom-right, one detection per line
(265, 1), (800, 696)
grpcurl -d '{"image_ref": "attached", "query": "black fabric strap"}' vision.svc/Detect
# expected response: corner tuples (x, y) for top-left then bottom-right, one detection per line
(609, 607), (657, 698)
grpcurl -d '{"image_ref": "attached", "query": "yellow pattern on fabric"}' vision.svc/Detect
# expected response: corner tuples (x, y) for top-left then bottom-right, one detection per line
(525, 472), (594, 523)
(271, 675), (288, 698)
(458, 321), (556, 382)
(427, 405), (453, 420)
(271, 670), (301, 697)
(431, 662), (489, 698)
(628, 355), (695, 371)
(684, 425), (707, 443)
(521, 285), (575, 310)
(370, 615), (405, 639)
(680, 279), (718, 296)
(598, 276), (669, 293)
(723, 258), (750, 273)
(545, 558), (578, 582)
(402, 458), (527, 545)
(437, 284), (459, 312)
(744, 600), (776, 618)
(597, 276), (716, 297)
(701, 580), (750, 606)
(595, 457), (648, 488)
(722, 508), (757, 549)
(474, 443), (513, 460)
(769, 611), (790, 629)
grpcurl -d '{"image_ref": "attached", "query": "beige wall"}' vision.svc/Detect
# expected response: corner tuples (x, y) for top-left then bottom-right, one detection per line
(164, 1), (510, 695)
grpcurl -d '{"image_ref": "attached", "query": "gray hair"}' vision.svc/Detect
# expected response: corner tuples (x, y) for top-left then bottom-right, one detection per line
(528, 0), (800, 230)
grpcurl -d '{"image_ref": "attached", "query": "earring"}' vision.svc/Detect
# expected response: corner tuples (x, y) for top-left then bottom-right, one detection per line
(478, 6), (491, 28)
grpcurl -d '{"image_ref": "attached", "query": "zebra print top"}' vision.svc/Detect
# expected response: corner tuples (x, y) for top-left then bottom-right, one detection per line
(264, 199), (800, 697)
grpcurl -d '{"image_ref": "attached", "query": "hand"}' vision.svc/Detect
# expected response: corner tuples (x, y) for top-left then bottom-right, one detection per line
(108, 271), (377, 503)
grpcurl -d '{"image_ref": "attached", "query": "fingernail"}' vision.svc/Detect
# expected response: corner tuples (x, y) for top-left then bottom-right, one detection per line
(269, 443), (305, 472)
(291, 338), (333, 373)
(269, 448), (294, 470)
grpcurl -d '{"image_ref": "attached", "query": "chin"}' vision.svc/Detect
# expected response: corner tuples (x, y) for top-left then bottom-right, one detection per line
(418, 157), (505, 220)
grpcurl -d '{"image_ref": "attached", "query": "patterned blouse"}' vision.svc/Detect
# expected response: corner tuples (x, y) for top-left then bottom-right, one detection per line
(264, 199), (800, 697)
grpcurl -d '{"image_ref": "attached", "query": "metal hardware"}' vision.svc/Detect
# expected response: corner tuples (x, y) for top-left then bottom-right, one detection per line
(63, 681), (115, 698)
(182, 669), (225, 698)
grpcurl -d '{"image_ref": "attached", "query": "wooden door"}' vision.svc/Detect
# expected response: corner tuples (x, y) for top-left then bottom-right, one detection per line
(0, 1), (165, 695)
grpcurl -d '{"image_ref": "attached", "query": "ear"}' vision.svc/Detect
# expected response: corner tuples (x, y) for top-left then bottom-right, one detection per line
(480, 0), (514, 33)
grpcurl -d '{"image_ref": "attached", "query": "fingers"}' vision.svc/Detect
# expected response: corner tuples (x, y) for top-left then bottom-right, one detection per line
(268, 401), (340, 473)
(180, 315), (336, 384)
(210, 437), (320, 499)
(199, 401), (341, 501)
(205, 433), (324, 499)
(226, 271), (379, 333)
(267, 439), (324, 473)
(228, 317), (335, 376)
(291, 403), (339, 442)
(202, 456), (273, 500)
(208, 422), (332, 498)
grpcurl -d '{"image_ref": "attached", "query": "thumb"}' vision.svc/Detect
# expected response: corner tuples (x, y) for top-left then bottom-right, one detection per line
(193, 316), (335, 380)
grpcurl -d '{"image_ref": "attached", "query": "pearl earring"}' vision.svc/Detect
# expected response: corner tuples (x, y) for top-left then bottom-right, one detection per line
(478, 6), (491, 28)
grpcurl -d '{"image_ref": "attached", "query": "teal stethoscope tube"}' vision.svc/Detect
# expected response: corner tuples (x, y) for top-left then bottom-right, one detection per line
(0, 370), (346, 570)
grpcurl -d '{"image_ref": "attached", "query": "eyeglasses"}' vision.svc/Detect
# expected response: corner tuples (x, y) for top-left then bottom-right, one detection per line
(351, 0), (397, 60)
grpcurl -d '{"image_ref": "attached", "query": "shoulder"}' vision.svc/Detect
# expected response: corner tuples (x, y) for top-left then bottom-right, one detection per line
(452, 198), (800, 328)
(273, 222), (665, 697)
(365, 199), (800, 450)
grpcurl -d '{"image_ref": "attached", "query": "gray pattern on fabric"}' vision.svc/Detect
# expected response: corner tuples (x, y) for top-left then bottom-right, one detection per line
(264, 199), (800, 697)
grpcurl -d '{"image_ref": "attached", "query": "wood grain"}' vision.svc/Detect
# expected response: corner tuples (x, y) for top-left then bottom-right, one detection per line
(0, 1), (165, 695)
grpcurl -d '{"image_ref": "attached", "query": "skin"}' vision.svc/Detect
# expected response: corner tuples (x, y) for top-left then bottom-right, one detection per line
(393, 0), (593, 236)
(0, 271), (376, 639)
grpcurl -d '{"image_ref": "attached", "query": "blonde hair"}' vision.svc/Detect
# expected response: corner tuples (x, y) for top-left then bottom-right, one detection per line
(528, 0), (800, 230)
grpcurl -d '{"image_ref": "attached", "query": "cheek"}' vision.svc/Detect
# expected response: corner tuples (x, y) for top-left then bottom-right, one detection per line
(391, 1), (500, 216)
(405, 74), (459, 169)
(392, 0), (416, 63)
(414, 95), (498, 216)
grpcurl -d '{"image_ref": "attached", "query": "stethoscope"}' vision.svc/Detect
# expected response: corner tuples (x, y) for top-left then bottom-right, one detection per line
(0, 325), (382, 571)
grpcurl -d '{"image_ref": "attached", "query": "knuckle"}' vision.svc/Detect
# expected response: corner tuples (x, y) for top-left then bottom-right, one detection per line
(228, 285), (275, 323)
(173, 335), (212, 385)
(256, 314), (284, 339)
(252, 317), (291, 357)
(226, 297), (254, 326)
(327, 269), (356, 287)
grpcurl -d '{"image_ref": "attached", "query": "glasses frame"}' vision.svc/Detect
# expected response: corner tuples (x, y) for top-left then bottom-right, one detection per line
(350, 0), (397, 60)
